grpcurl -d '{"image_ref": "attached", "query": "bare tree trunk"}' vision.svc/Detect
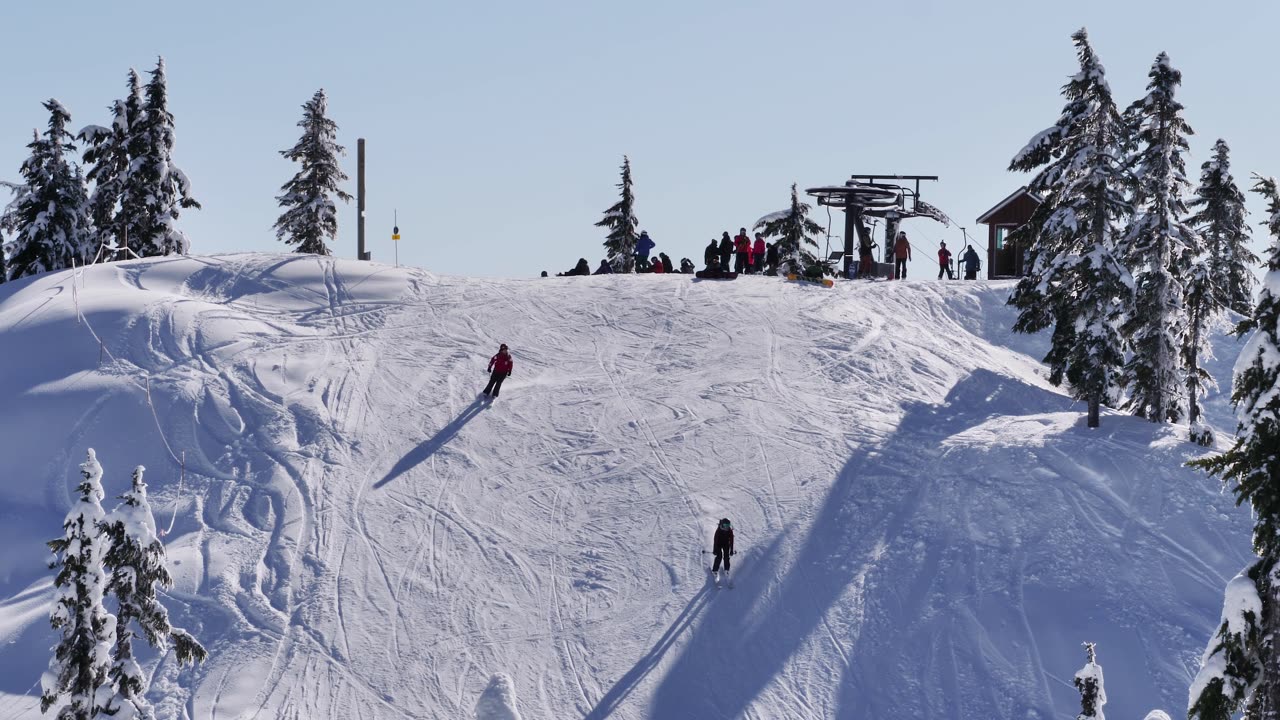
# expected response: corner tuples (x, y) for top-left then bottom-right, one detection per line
(1088, 397), (1100, 428)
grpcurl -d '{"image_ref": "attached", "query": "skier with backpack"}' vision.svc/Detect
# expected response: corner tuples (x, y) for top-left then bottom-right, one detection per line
(710, 518), (735, 585)
(483, 344), (514, 399)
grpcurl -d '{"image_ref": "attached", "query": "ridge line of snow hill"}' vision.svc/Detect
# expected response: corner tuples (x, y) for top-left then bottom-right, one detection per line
(0, 252), (1255, 719)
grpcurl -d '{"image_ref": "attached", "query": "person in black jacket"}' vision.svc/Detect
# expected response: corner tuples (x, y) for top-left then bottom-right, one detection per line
(711, 518), (735, 573)
(558, 258), (590, 276)
(718, 232), (733, 271)
(704, 239), (719, 268)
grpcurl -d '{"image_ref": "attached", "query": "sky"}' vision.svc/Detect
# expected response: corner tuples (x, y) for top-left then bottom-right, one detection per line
(1, 0), (1277, 278)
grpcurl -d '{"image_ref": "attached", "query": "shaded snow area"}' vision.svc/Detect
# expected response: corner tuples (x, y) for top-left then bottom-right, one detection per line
(0, 252), (1255, 719)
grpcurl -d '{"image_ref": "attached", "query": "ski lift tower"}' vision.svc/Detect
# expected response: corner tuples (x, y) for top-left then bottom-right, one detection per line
(806, 174), (951, 277)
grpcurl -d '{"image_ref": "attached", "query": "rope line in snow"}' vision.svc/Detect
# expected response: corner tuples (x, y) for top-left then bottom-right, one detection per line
(70, 259), (188, 535)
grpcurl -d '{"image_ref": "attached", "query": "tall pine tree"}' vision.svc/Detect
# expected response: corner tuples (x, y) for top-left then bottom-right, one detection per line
(42, 449), (115, 720)
(121, 58), (200, 258)
(1189, 139), (1258, 316)
(114, 70), (147, 259)
(1074, 642), (1106, 720)
(1188, 174), (1280, 718)
(79, 71), (141, 262)
(754, 183), (823, 275)
(1184, 251), (1219, 444)
(1006, 28), (1133, 428)
(0, 101), (94, 280)
(274, 89), (351, 255)
(596, 156), (638, 273)
(99, 465), (207, 720)
(1122, 53), (1199, 423)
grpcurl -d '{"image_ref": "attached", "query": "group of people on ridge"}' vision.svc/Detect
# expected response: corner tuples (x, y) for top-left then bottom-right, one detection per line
(848, 231), (981, 281)
(555, 231), (695, 276)
(549, 228), (983, 282)
(702, 229), (779, 275)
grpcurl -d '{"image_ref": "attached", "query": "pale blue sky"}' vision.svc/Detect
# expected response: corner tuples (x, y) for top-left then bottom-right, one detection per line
(2, 0), (1275, 277)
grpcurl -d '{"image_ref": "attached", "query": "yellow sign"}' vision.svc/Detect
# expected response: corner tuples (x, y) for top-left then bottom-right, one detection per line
(392, 234), (401, 241)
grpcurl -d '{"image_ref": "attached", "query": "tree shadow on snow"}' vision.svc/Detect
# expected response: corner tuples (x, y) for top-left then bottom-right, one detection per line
(583, 578), (721, 720)
(375, 400), (488, 488)
(646, 369), (1077, 720)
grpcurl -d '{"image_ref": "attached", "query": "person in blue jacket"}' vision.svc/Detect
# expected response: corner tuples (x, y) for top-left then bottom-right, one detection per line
(635, 231), (656, 265)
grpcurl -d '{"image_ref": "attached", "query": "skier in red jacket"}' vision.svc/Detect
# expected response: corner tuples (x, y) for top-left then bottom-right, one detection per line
(937, 241), (954, 280)
(734, 229), (751, 274)
(483, 344), (513, 399)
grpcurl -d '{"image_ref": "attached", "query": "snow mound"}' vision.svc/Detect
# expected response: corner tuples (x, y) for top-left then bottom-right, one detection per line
(0, 252), (1255, 719)
(475, 673), (522, 720)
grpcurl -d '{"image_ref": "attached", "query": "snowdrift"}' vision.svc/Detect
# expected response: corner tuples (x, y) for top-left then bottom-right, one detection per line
(0, 253), (1254, 719)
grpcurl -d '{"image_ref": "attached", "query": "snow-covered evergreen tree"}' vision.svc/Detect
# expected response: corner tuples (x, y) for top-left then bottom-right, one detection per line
(113, 70), (146, 259)
(1, 230), (7, 282)
(595, 156), (638, 273)
(1074, 642), (1106, 720)
(1187, 567), (1265, 720)
(1188, 139), (1257, 316)
(79, 70), (141, 262)
(1189, 174), (1280, 718)
(0, 100), (94, 280)
(99, 465), (207, 720)
(120, 58), (199, 258)
(1006, 28), (1133, 428)
(41, 449), (115, 719)
(78, 98), (129, 262)
(1122, 53), (1199, 424)
(1184, 252), (1219, 444)
(754, 183), (823, 275)
(274, 89), (351, 255)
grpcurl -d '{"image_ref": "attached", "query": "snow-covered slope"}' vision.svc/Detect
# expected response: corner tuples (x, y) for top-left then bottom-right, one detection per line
(0, 253), (1254, 719)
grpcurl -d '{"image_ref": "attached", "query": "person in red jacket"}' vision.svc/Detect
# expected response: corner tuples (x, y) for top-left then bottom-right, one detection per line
(733, 229), (751, 274)
(752, 234), (767, 274)
(937, 241), (954, 280)
(483, 344), (513, 399)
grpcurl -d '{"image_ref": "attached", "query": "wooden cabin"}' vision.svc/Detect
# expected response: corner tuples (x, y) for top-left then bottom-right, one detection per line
(975, 187), (1040, 279)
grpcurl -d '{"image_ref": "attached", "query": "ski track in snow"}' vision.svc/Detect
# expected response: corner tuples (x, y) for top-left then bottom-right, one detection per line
(0, 253), (1256, 720)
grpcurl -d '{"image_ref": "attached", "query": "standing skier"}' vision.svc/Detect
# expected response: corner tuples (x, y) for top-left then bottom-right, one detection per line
(961, 245), (982, 280)
(718, 231), (734, 271)
(893, 231), (913, 280)
(710, 518), (735, 577)
(734, 229), (751, 274)
(483, 344), (514, 399)
(635, 231), (656, 265)
(937, 241), (954, 280)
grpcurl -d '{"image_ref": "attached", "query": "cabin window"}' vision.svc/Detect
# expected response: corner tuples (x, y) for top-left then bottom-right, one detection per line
(995, 227), (1006, 249)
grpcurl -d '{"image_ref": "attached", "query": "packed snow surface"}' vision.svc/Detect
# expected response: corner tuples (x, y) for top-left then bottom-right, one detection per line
(0, 253), (1254, 719)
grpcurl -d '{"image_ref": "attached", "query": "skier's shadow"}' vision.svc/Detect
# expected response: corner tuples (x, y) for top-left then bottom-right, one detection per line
(584, 579), (718, 720)
(375, 399), (487, 488)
